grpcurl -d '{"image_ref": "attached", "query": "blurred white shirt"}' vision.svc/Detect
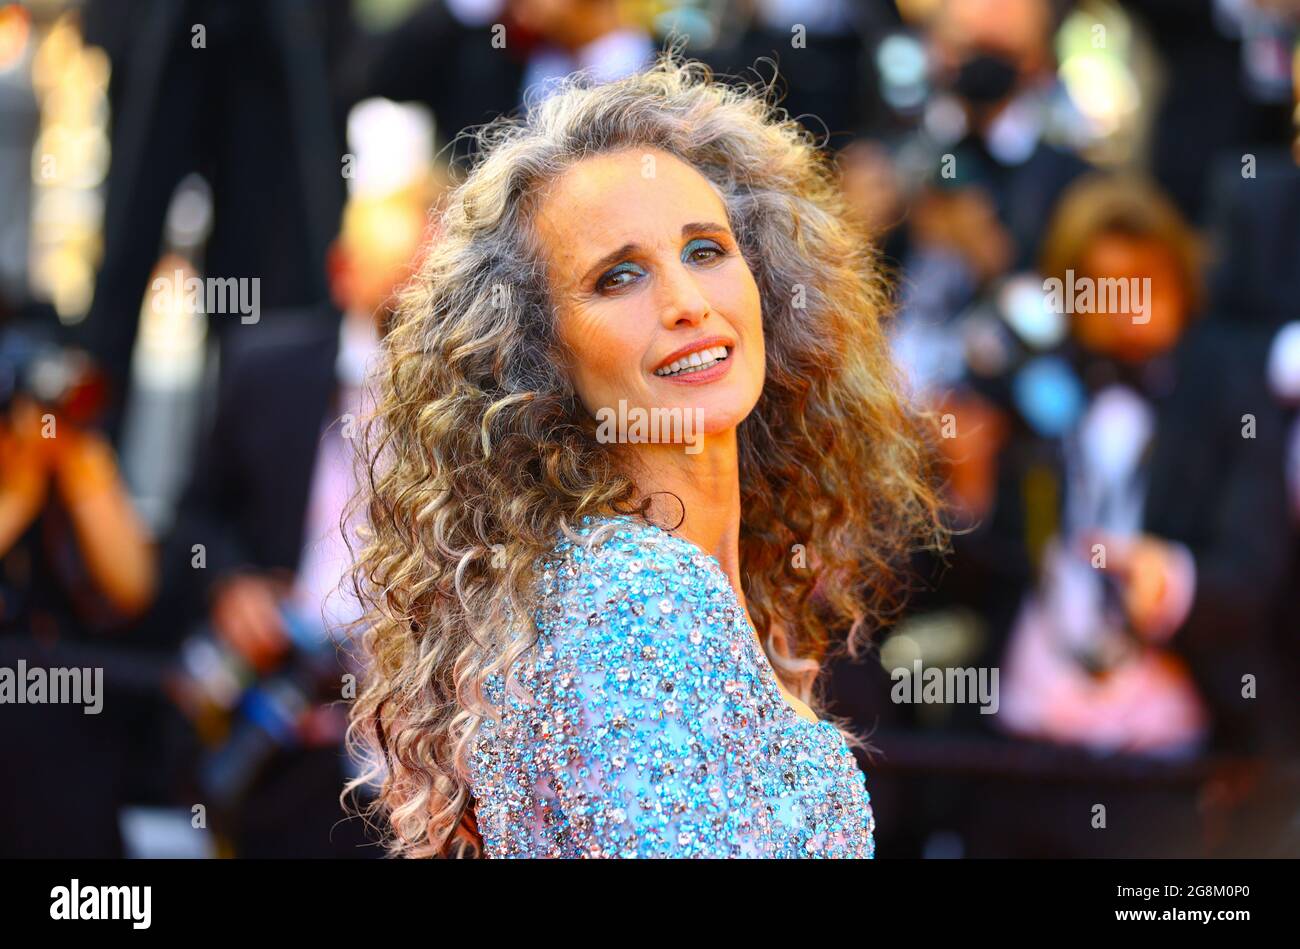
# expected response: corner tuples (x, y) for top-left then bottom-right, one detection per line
(289, 312), (380, 642)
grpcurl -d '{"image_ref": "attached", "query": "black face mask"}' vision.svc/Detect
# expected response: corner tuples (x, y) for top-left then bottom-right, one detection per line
(952, 52), (1020, 105)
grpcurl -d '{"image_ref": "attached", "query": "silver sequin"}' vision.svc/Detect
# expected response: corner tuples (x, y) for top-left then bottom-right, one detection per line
(468, 514), (876, 858)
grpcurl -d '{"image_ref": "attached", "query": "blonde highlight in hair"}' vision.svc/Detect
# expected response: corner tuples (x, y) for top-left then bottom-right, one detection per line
(341, 53), (945, 858)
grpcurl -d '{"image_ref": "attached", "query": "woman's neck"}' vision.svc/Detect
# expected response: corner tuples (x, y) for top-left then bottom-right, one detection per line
(620, 428), (745, 602)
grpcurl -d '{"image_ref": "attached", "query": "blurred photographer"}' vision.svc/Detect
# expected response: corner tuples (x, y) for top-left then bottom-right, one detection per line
(995, 175), (1292, 758)
(0, 305), (159, 856)
(919, 0), (1090, 273)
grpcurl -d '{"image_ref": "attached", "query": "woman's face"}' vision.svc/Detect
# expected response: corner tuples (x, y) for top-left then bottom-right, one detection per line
(532, 147), (765, 445)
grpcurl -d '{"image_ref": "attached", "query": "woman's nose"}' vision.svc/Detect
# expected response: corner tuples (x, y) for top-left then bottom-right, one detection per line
(657, 263), (711, 329)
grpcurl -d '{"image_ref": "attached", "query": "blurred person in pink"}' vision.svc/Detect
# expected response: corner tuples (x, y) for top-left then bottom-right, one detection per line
(997, 175), (1292, 758)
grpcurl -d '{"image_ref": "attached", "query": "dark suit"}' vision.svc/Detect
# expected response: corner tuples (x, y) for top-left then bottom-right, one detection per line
(1141, 322), (1294, 753)
(1206, 149), (1300, 330)
(161, 307), (341, 613)
(79, 0), (350, 439)
(1122, 0), (1292, 224)
(943, 134), (1092, 272)
(1202, 150), (1300, 753)
(152, 305), (377, 857)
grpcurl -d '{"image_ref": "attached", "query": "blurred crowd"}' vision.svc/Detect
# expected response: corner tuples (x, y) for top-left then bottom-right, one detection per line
(1, 0), (1298, 858)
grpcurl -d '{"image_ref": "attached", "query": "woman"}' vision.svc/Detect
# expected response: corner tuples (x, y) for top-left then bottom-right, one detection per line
(343, 57), (943, 858)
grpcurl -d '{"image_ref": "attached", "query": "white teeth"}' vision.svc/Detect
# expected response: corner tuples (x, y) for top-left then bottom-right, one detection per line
(655, 345), (731, 377)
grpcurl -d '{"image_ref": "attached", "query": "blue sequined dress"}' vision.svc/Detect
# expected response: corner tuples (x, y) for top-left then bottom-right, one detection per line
(468, 514), (877, 858)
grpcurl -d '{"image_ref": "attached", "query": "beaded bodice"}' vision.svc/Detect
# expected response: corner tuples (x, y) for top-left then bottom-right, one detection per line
(468, 515), (876, 858)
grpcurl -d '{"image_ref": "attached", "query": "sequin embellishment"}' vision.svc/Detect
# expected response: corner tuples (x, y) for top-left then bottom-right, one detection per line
(468, 515), (876, 858)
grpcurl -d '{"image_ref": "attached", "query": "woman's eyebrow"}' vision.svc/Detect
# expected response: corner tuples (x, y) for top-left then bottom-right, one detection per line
(579, 222), (732, 285)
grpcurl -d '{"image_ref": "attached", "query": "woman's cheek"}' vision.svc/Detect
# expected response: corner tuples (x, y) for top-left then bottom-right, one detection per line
(574, 311), (645, 408)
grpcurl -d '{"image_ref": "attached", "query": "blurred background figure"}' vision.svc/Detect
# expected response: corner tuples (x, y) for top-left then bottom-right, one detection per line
(1124, 0), (1299, 224)
(922, 0), (1090, 269)
(0, 296), (160, 856)
(146, 105), (446, 856)
(78, 0), (352, 442)
(342, 0), (653, 168)
(886, 0), (1091, 407)
(996, 174), (1290, 760)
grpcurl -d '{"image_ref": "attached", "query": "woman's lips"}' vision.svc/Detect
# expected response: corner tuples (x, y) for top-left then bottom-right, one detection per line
(652, 348), (733, 385)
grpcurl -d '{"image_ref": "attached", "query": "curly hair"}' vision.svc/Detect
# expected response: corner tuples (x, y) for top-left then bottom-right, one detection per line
(341, 53), (945, 858)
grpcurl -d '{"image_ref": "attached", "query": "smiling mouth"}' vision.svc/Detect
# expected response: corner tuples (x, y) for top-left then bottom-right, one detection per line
(653, 345), (732, 378)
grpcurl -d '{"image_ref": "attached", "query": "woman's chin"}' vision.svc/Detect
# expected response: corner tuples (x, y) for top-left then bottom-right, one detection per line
(660, 388), (748, 419)
(651, 372), (758, 409)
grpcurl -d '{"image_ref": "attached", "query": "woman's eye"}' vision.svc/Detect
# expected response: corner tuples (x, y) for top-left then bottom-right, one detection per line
(594, 241), (725, 293)
(596, 263), (644, 293)
(683, 238), (725, 263)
